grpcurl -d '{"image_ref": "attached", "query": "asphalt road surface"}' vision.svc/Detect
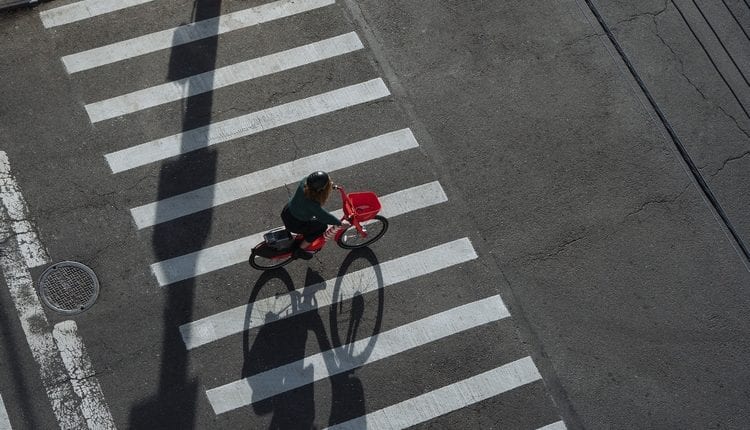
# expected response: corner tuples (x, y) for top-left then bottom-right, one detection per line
(0, 0), (748, 429)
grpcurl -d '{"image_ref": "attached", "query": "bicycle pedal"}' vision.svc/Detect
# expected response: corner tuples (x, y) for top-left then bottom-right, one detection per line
(293, 248), (315, 260)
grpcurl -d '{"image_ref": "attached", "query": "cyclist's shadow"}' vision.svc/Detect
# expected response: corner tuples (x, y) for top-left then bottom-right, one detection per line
(324, 247), (384, 427)
(242, 268), (316, 429)
(241, 248), (384, 429)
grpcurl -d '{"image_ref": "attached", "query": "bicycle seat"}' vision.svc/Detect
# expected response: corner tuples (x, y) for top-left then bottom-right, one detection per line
(264, 228), (294, 250)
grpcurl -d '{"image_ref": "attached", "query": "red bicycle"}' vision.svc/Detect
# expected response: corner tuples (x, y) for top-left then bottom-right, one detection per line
(249, 185), (389, 270)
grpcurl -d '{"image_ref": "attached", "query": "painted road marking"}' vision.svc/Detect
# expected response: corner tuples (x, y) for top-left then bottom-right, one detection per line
(325, 356), (542, 429)
(106, 78), (390, 172)
(206, 295), (510, 414)
(52, 321), (116, 429)
(0, 153), (50, 268)
(61, 0), (335, 73)
(0, 152), (113, 429)
(86, 32), (364, 123)
(129, 126), (415, 229)
(152, 181), (447, 286)
(180, 238), (476, 349)
(40, 0), (155, 28)
(538, 421), (568, 430)
(0, 394), (10, 430)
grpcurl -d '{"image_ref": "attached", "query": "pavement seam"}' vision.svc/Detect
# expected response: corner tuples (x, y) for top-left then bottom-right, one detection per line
(586, 0), (750, 265)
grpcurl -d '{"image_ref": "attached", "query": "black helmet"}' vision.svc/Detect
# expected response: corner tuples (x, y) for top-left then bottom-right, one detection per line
(306, 171), (330, 192)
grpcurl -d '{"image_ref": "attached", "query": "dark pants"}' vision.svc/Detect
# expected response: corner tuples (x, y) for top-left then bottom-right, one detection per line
(281, 204), (327, 243)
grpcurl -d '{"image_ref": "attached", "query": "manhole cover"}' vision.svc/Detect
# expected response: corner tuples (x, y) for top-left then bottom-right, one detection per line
(38, 261), (100, 315)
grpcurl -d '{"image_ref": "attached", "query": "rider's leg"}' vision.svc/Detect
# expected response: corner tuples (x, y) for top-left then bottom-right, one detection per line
(300, 222), (326, 248)
(293, 223), (327, 259)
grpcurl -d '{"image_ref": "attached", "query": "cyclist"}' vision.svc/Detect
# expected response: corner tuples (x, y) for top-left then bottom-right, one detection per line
(282, 171), (348, 260)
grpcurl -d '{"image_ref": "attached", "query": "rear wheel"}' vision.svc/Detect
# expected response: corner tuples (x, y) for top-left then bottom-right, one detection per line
(249, 243), (294, 270)
(336, 215), (388, 249)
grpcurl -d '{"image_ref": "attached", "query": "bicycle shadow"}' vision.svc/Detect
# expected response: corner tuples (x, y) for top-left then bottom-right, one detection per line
(241, 248), (384, 428)
(325, 248), (383, 427)
(242, 268), (320, 429)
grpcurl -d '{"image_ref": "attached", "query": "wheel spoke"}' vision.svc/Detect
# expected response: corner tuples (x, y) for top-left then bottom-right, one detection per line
(338, 217), (388, 249)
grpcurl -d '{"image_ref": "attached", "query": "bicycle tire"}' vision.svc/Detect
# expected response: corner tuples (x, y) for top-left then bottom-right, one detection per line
(336, 215), (388, 249)
(249, 243), (294, 270)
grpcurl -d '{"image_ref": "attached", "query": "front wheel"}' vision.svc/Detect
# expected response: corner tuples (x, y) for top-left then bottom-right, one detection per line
(249, 243), (294, 270)
(336, 215), (388, 249)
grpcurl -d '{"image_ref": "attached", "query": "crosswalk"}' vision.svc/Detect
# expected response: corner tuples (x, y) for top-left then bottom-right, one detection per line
(106, 79), (393, 173)
(325, 357), (543, 430)
(37, 0), (566, 428)
(152, 181), (448, 286)
(206, 295), (512, 413)
(86, 32), (365, 123)
(129, 126), (415, 228)
(180, 238), (477, 349)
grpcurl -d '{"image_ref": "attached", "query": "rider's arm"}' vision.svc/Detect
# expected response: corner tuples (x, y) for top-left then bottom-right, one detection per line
(313, 206), (342, 226)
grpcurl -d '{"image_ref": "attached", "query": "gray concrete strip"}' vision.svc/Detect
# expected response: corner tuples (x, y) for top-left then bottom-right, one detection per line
(0, 0), (37, 9)
(0, 152), (115, 430)
(349, 0), (750, 427)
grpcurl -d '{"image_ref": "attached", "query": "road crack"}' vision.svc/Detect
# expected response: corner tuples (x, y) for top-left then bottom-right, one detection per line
(708, 150), (750, 178)
(624, 183), (690, 218)
(648, 5), (750, 139)
(614, 0), (669, 26)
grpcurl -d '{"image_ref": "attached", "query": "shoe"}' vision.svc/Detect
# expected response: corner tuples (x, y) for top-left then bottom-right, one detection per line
(293, 247), (315, 260)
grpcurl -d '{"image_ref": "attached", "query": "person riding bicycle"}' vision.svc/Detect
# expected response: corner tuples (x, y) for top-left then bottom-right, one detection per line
(282, 171), (347, 260)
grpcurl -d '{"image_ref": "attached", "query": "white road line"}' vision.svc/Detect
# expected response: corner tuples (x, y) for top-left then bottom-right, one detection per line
(537, 421), (567, 430)
(129, 126), (415, 229)
(61, 0), (335, 73)
(106, 78), (390, 172)
(180, 237), (476, 349)
(52, 321), (116, 430)
(0, 151), (113, 429)
(86, 32), (364, 123)
(206, 295), (510, 414)
(0, 394), (10, 430)
(0, 153), (50, 268)
(40, 0), (155, 28)
(152, 181), (447, 286)
(325, 356), (542, 430)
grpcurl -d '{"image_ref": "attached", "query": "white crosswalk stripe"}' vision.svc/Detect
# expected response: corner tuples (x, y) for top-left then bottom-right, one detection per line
(86, 32), (365, 123)
(0, 394), (10, 430)
(206, 295), (511, 414)
(39, 0), (156, 28)
(61, 0), (335, 73)
(129, 127), (416, 229)
(180, 238), (476, 349)
(538, 421), (568, 430)
(151, 181), (447, 286)
(325, 356), (542, 430)
(106, 78), (391, 172)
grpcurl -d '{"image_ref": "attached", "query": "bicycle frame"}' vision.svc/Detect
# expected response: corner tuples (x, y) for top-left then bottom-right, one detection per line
(250, 184), (387, 269)
(309, 185), (368, 250)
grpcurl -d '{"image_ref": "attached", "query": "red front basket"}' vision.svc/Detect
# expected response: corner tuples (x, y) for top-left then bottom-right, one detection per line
(346, 192), (381, 221)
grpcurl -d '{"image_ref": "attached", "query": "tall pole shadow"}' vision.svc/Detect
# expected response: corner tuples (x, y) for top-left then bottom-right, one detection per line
(129, 1), (221, 428)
